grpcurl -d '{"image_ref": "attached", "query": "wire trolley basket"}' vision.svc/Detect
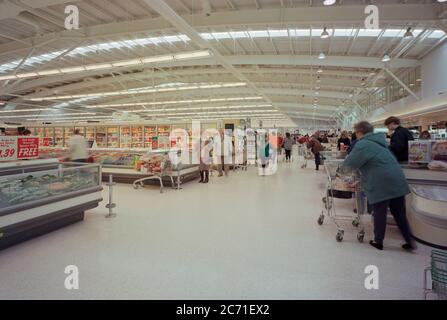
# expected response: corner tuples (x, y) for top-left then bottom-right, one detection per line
(317, 159), (366, 243)
(424, 249), (447, 300)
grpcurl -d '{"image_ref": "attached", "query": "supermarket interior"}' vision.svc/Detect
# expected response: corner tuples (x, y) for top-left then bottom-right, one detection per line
(0, 0), (447, 301)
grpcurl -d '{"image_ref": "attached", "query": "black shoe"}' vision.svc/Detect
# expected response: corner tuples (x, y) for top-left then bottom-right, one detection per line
(402, 243), (416, 251)
(369, 240), (383, 251)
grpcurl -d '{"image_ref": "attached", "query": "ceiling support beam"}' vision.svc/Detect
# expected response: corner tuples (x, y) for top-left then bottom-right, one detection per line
(384, 68), (421, 101)
(142, 0), (271, 104)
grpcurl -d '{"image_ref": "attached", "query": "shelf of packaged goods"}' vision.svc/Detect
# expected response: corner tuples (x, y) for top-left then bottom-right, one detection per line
(63, 127), (74, 147)
(85, 127), (95, 142)
(144, 126), (157, 148)
(132, 126), (144, 148)
(107, 127), (119, 148)
(96, 127), (107, 148)
(54, 127), (64, 147)
(120, 126), (131, 149)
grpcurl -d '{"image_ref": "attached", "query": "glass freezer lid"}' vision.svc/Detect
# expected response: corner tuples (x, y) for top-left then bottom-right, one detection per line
(412, 185), (447, 202)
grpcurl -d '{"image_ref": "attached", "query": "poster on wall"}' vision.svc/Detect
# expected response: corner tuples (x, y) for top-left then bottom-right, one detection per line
(0, 136), (18, 161)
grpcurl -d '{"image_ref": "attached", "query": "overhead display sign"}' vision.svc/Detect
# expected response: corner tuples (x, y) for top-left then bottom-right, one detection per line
(0, 136), (39, 162)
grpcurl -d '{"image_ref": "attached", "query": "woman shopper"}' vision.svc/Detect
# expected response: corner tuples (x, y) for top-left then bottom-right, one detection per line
(307, 132), (324, 170)
(282, 132), (295, 162)
(341, 121), (415, 251)
(337, 131), (351, 151)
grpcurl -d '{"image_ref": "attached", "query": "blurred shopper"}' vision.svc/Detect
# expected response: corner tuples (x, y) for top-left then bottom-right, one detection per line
(337, 131), (351, 151)
(215, 130), (232, 177)
(283, 132), (295, 162)
(384, 116), (414, 162)
(277, 134), (284, 156)
(342, 121), (415, 251)
(199, 139), (212, 183)
(307, 132), (324, 171)
(258, 133), (272, 176)
(68, 129), (88, 163)
(420, 130), (431, 140)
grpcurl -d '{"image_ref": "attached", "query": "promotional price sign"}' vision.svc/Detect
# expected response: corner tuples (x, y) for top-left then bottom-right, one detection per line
(152, 136), (158, 150)
(0, 136), (18, 161)
(17, 137), (39, 159)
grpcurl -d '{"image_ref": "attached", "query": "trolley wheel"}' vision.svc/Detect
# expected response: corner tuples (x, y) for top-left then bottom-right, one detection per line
(322, 197), (327, 204)
(133, 184), (139, 190)
(357, 232), (365, 243)
(336, 231), (344, 242)
(317, 214), (324, 226)
(352, 218), (360, 227)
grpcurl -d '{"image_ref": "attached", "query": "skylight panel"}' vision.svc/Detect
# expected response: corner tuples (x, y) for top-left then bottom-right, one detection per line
(268, 30), (288, 37)
(357, 29), (382, 37)
(382, 29), (404, 37)
(229, 31), (247, 39)
(428, 30), (446, 39)
(248, 30), (269, 38)
(333, 29), (354, 37)
(211, 32), (231, 39)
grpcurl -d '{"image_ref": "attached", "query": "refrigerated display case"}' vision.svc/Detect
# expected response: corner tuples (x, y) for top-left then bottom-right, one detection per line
(144, 126), (156, 148)
(96, 127), (107, 148)
(120, 126), (131, 148)
(107, 127), (119, 148)
(0, 159), (103, 250)
(54, 127), (64, 147)
(158, 125), (171, 149)
(132, 126), (144, 148)
(63, 127), (74, 147)
(86, 127), (95, 142)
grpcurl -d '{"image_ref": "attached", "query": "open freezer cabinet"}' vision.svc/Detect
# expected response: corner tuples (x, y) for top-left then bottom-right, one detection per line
(0, 159), (103, 250)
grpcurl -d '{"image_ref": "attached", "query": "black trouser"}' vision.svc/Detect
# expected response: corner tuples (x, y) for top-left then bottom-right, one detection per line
(372, 196), (412, 245)
(314, 152), (321, 169)
(73, 159), (86, 163)
(285, 149), (291, 161)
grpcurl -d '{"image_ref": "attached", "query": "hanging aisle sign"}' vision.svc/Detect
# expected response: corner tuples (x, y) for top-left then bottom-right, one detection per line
(0, 136), (39, 161)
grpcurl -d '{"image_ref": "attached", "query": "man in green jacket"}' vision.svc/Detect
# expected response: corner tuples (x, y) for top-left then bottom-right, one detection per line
(341, 121), (415, 251)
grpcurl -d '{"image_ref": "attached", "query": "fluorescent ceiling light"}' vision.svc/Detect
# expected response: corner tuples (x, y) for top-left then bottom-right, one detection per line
(0, 108), (53, 113)
(112, 59), (142, 67)
(60, 66), (85, 73)
(382, 54), (391, 62)
(84, 64), (112, 70)
(27, 82), (247, 101)
(84, 96), (263, 109)
(318, 52), (326, 60)
(3, 112), (96, 118)
(141, 55), (173, 63)
(173, 50), (212, 60)
(317, 67), (323, 73)
(0, 50), (212, 81)
(323, 0), (336, 5)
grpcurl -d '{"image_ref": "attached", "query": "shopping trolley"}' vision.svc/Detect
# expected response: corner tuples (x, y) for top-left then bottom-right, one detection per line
(298, 145), (314, 169)
(424, 249), (447, 300)
(133, 153), (176, 193)
(317, 159), (365, 242)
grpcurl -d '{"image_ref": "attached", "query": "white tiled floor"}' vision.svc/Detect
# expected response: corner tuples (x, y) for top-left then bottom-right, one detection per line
(0, 158), (432, 299)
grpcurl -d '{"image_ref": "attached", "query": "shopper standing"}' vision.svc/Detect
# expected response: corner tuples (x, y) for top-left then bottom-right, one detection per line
(283, 132), (295, 162)
(341, 121), (415, 251)
(420, 130), (431, 140)
(199, 139), (212, 183)
(337, 131), (351, 151)
(307, 132), (324, 170)
(68, 129), (88, 163)
(384, 116), (414, 162)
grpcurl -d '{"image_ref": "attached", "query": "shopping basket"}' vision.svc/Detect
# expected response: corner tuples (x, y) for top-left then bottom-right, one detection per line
(424, 249), (447, 300)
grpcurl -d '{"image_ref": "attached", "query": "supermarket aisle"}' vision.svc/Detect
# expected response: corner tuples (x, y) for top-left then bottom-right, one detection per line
(0, 160), (431, 299)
